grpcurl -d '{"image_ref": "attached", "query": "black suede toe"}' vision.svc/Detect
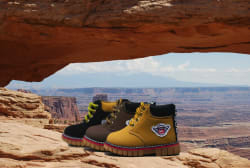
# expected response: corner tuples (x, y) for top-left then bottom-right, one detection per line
(64, 123), (86, 139)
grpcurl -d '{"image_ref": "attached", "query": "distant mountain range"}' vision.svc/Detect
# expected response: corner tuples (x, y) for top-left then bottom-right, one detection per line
(7, 72), (235, 89)
(12, 86), (250, 98)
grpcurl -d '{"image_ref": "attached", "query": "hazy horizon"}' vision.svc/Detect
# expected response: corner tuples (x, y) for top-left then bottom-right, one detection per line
(7, 52), (250, 89)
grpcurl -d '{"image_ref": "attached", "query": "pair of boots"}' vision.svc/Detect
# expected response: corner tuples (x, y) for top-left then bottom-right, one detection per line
(62, 99), (180, 156)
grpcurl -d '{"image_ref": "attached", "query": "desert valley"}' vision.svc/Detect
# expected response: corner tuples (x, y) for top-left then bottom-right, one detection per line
(31, 87), (250, 160)
(0, 87), (249, 168)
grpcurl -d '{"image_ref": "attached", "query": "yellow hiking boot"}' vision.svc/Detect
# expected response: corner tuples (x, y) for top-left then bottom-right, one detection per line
(104, 102), (180, 156)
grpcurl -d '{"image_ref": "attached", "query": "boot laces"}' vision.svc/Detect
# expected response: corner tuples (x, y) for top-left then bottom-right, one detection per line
(106, 99), (123, 125)
(106, 105), (119, 125)
(129, 102), (145, 126)
(84, 102), (98, 123)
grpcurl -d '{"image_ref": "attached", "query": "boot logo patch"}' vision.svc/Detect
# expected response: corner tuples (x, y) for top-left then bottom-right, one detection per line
(152, 123), (171, 137)
(125, 119), (130, 126)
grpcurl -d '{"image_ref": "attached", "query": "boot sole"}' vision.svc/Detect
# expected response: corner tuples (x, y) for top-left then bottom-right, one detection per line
(83, 136), (105, 151)
(62, 134), (86, 147)
(104, 142), (180, 156)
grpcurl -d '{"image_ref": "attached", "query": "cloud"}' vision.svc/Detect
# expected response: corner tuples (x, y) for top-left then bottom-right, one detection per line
(225, 68), (250, 73)
(58, 57), (218, 76)
(55, 56), (250, 86)
(58, 62), (125, 74)
(177, 61), (190, 70)
(125, 57), (160, 73)
(189, 68), (217, 72)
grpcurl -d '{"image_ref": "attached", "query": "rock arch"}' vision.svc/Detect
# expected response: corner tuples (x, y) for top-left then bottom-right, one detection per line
(0, 0), (249, 86)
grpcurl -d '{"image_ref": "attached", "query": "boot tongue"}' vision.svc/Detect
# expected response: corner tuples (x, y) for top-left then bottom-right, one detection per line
(114, 99), (130, 111)
(93, 100), (116, 113)
(93, 100), (102, 107)
(150, 104), (176, 117)
(125, 102), (140, 114)
(116, 99), (129, 105)
(103, 99), (130, 127)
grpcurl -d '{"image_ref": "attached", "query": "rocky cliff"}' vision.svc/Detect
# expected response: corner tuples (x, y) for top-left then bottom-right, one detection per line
(0, 88), (51, 129)
(0, 0), (249, 86)
(42, 96), (80, 122)
(0, 88), (51, 119)
(0, 118), (249, 168)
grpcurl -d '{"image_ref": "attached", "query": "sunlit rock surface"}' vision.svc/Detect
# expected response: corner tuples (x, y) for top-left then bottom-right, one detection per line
(0, 88), (51, 119)
(0, 119), (249, 168)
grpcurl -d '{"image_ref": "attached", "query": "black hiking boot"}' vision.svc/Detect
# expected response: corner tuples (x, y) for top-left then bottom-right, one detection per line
(62, 100), (116, 146)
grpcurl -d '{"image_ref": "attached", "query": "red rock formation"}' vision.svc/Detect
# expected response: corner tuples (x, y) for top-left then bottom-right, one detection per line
(0, 88), (51, 119)
(0, 0), (249, 86)
(42, 96), (81, 122)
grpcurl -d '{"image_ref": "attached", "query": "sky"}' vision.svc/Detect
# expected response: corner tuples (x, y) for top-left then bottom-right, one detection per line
(7, 52), (250, 89)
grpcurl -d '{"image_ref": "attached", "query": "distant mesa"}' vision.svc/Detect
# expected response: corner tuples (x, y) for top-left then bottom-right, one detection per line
(93, 94), (108, 102)
(17, 89), (32, 94)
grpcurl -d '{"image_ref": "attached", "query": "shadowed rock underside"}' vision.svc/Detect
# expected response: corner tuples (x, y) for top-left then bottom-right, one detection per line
(0, 0), (249, 86)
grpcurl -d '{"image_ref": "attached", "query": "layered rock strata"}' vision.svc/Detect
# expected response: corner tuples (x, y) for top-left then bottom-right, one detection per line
(0, 88), (51, 119)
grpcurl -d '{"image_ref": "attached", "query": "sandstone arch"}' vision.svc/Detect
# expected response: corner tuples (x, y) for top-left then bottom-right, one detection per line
(0, 0), (249, 86)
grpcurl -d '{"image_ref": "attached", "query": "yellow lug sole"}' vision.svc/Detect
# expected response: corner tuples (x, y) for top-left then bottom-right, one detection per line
(104, 143), (180, 157)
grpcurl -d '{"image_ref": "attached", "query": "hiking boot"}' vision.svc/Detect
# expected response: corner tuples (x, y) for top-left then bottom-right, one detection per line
(104, 102), (180, 156)
(62, 100), (116, 146)
(83, 100), (140, 151)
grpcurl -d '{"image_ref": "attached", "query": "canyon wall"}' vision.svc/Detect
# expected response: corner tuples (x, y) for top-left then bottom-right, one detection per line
(42, 96), (81, 122)
(0, 0), (249, 86)
(0, 88), (80, 122)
